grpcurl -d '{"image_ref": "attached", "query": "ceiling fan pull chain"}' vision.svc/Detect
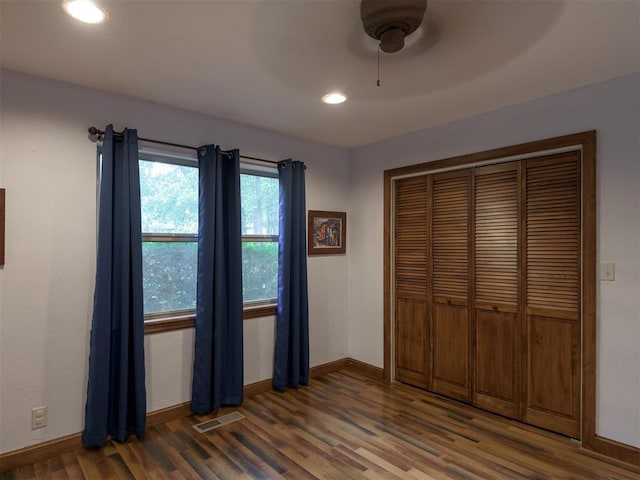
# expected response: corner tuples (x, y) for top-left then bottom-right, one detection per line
(377, 44), (381, 87)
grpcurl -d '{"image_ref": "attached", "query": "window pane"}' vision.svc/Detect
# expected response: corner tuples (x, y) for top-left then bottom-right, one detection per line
(139, 160), (198, 234)
(142, 242), (197, 314)
(242, 241), (278, 303)
(240, 174), (279, 236)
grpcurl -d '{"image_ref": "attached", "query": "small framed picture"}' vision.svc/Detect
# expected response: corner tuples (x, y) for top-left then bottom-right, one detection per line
(308, 210), (346, 255)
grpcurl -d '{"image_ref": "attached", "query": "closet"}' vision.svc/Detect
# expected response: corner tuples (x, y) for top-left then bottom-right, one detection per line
(394, 150), (581, 438)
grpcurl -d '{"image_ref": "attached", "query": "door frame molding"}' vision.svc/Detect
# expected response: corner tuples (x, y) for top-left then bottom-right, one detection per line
(383, 131), (637, 463)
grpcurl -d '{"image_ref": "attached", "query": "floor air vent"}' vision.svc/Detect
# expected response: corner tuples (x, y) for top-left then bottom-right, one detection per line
(193, 411), (245, 434)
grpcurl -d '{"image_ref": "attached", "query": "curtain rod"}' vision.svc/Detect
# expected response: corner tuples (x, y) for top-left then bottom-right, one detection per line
(87, 127), (280, 165)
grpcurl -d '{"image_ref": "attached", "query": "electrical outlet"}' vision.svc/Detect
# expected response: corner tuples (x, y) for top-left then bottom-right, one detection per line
(600, 263), (615, 281)
(31, 406), (47, 430)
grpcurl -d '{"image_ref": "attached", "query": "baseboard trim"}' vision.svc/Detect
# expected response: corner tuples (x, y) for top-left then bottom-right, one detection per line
(310, 358), (350, 378)
(0, 432), (82, 473)
(344, 357), (385, 381)
(243, 378), (273, 397)
(242, 358), (349, 398)
(146, 401), (192, 428)
(590, 435), (640, 466)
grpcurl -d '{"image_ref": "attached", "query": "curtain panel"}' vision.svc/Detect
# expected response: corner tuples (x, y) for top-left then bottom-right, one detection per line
(273, 159), (309, 391)
(83, 125), (146, 448)
(191, 146), (244, 413)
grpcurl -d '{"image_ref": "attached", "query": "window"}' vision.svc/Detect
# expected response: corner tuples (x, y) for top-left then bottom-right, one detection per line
(138, 154), (279, 322)
(240, 172), (279, 306)
(140, 158), (198, 318)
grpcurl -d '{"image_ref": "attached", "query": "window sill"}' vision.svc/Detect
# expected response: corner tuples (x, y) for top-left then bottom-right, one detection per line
(144, 304), (277, 335)
(243, 304), (277, 320)
(144, 314), (195, 334)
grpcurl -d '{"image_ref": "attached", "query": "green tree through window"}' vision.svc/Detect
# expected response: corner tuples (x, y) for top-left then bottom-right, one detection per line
(139, 157), (279, 318)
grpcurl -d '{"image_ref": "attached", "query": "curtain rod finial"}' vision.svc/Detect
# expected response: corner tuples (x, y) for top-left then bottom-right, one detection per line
(88, 126), (104, 143)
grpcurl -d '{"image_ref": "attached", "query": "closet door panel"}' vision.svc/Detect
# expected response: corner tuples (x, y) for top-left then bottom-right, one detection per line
(394, 176), (429, 387)
(524, 153), (580, 438)
(475, 309), (518, 415)
(473, 163), (521, 418)
(395, 295), (429, 387)
(431, 170), (470, 401)
(526, 315), (580, 437)
(432, 302), (469, 399)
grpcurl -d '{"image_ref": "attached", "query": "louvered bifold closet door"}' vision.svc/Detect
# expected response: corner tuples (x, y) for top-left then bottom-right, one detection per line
(524, 152), (581, 438)
(473, 162), (522, 418)
(430, 170), (471, 401)
(394, 176), (430, 388)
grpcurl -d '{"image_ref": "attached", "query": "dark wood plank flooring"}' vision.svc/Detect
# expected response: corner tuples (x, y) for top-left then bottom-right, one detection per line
(2, 370), (639, 479)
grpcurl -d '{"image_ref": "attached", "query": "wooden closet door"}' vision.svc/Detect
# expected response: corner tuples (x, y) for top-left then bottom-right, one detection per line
(524, 152), (581, 438)
(394, 176), (430, 388)
(473, 162), (522, 418)
(430, 170), (471, 401)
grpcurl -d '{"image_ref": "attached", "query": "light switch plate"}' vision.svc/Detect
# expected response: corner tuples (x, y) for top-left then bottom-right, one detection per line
(600, 263), (615, 281)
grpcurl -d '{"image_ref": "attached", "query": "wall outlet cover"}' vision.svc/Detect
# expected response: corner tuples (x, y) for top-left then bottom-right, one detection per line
(31, 406), (47, 430)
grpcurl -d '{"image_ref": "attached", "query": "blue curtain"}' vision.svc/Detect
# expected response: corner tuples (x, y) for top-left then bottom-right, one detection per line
(191, 146), (244, 413)
(273, 159), (309, 391)
(83, 125), (146, 448)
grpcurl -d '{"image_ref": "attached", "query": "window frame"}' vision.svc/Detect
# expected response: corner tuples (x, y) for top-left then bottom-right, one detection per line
(138, 153), (279, 334)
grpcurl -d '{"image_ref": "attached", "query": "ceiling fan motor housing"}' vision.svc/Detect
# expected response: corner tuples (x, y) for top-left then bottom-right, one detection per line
(361, 0), (428, 53)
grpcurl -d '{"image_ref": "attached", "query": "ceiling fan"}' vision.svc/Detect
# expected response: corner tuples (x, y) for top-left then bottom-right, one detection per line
(361, 0), (428, 53)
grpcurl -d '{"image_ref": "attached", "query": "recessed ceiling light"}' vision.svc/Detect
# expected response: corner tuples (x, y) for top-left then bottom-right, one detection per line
(62, 0), (108, 24)
(322, 93), (347, 105)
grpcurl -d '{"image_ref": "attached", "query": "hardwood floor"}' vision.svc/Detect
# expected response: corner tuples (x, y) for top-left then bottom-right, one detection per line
(2, 370), (638, 479)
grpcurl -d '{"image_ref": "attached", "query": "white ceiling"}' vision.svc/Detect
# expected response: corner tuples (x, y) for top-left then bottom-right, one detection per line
(1, 1), (638, 148)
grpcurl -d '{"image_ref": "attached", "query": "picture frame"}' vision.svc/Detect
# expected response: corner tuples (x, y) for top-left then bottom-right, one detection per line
(308, 210), (346, 255)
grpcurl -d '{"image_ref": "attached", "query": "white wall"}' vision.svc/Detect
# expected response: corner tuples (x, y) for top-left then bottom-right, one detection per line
(0, 70), (349, 453)
(348, 73), (640, 448)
